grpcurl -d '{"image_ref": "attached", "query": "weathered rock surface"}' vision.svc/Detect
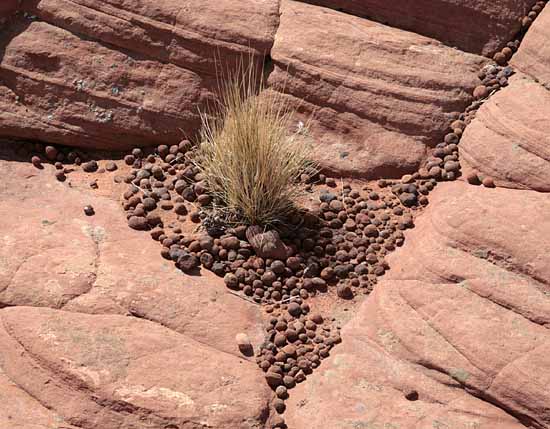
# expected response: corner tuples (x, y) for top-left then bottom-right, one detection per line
(0, 306), (270, 429)
(269, 0), (487, 177)
(0, 367), (80, 429)
(460, 74), (550, 192)
(1, 0), (490, 177)
(0, 154), (266, 355)
(286, 182), (550, 429)
(297, 0), (536, 56)
(0, 152), (271, 426)
(512, 4), (550, 86)
(0, 0), (279, 149)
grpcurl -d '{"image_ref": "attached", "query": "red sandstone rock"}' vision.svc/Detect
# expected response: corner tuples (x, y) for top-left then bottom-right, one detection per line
(512, 4), (550, 86)
(0, 156), (265, 356)
(0, 153), (271, 426)
(0, 306), (270, 428)
(0, 0), (279, 149)
(297, 0), (537, 56)
(286, 182), (550, 429)
(460, 74), (550, 192)
(269, 1), (486, 177)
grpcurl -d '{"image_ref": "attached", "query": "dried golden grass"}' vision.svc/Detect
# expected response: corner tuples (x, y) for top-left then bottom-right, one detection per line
(195, 62), (317, 227)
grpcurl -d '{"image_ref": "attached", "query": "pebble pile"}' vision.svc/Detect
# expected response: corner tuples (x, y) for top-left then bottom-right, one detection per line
(19, 2), (547, 426)
(492, 1), (547, 66)
(113, 142), (428, 429)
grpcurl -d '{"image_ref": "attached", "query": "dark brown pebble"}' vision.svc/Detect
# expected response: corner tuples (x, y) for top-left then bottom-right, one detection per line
(82, 160), (98, 173)
(31, 156), (43, 168)
(128, 216), (149, 230)
(44, 145), (58, 161)
(190, 211), (201, 223)
(466, 171), (481, 185)
(337, 283), (353, 299)
(273, 398), (285, 414)
(55, 171), (66, 182)
(105, 161), (117, 171)
(150, 228), (164, 240)
(224, 273), (239, 289)
(287, 302), (302, 317)
(482, 177), (495, 188)
(124, 154), (135, 165)
(83, 205), (95, 216)
(265, 372), (283, 388)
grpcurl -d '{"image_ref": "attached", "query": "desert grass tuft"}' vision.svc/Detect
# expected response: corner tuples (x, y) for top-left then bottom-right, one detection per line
(194, 62), (317, 227)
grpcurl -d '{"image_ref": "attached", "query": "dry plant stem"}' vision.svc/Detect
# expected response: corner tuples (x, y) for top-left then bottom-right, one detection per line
(194, 60), (318, 227)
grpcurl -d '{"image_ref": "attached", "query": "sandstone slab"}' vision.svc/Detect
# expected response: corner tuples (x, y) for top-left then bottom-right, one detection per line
(297, 0), (536, 56)
(0, 151), (265, 357)
(460, 74), (550, 192)
(0, 306), (270, 428)
(0, 0), (279, 149)
(286, 182), (550, 429)
(0, 147), (272, 427)
(269, 0), (487, 178)
(512, 4), (550, 86)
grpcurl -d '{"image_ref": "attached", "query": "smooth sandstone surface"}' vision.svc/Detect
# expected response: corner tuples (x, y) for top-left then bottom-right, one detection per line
(460, 74), (550, 192)
(0, 306), (270, 429)
(512, 4), (550, 86)
(286, 182), (550, 429)
(296, 0), (536, 56)
(0, 0), (279, 149)
(0, 154), (271, 427)
(269, 0), (486, 177)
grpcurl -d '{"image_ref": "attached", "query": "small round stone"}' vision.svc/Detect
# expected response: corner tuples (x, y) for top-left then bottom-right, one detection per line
(399, 192), (417, 207)
(310, 313), (323, 324)
(55, 171), (66, 182)
(142, 198), (157, 211)
(337, 284), (353, 299)
(287, 302), (302, 317)
(482, 177), (496, 188)
(466, 171), (481, 185)
(493, 52), (507, 66)
(235, 333), (252, 354)
(174, 203), (188, 215)
(275, 385), (288, 399)
(190, 211), (201, 223)
(82, 160), (99, 173)
(105, 161), (117, 171)
(128, 216), (149, 230)
(221, 236), (240, 250)
(265, 372), (283, 388)
(44, 145), (58, 161)
(224, 273), (239, 289)
(31, 156), (42, 168)
(83, 205), (95, 216)
(273, 398), (285, 414)
(124, 154), (135, 165)
(473, 85), (489, 99)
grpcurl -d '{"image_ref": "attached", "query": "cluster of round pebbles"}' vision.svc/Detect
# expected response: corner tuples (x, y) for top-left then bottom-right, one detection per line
(110, 143), (429, 428)
(28, 143), (118, 183)
(492, 1), (548, 66)
(21, 4), (547, 425)
(420, 1), (549, 192)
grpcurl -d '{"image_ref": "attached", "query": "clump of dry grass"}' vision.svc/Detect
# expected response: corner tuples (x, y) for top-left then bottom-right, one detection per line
(194, 63), (317, 227)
